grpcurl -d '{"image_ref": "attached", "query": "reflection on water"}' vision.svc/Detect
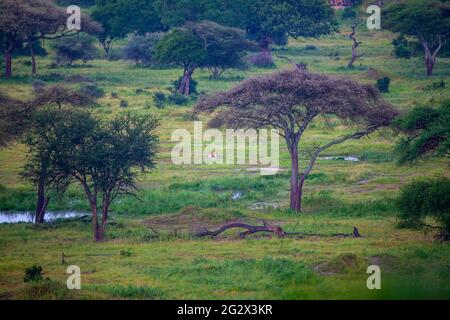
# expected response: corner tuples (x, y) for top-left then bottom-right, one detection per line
(318, 156), (360, 162)
(0, 211), (87, 224)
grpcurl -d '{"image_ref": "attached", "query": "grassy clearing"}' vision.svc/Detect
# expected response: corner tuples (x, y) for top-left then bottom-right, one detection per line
(0, 23), (449, 299)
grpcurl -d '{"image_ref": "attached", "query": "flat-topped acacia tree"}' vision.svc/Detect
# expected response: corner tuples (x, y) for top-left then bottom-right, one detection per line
(196, 70), (398, 212)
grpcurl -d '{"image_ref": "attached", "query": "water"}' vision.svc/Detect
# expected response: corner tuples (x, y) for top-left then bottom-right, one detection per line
(318, 156), (360, 162)
(0, 211), (87, 224)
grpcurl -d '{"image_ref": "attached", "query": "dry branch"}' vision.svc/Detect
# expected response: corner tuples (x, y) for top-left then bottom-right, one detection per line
(196, 223), (286, 238)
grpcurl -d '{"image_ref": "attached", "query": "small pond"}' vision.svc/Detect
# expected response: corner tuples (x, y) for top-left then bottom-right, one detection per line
(0, 211), (87, 224)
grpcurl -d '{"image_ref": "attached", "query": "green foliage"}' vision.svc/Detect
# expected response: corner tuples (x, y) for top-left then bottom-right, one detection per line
(342, 8), (357, 20)
(397, 177), (450, 240)
(155, 0), (337, 49)
(153, 91), (166, 109)
(24, 265), (43, 282)
(392, 36), (413, 59)
(119, 99), (129, 108)
(91, 0), (165, 54)
(376, 77), (391, 93)
(155, 29), (206, 69)
(395, 101), (450, 164)
(424, 80), (446, 91)
(52, 34), (98, 65)
(20, 278), (72, 300)
(122, 33), (163, 66)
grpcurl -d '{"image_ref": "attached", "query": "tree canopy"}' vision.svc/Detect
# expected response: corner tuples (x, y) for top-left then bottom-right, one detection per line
(91, 0), (165, 57)
(383, 0), (450, 76)
(395, 101), (450, 164)
(196, 69), (398, 211)
(155, 0), (337, 50)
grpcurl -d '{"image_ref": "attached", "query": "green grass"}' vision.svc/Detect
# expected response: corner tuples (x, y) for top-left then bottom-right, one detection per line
(0, 23), (449, 299)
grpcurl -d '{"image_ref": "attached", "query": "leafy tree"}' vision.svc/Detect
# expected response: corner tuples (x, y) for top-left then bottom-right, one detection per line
(196, 70), (397, 212)
(0, 0), (101, 77)
(33, 85), (95, 109)
(122, 33), (163, 66)
(155, 0), (337, 51)
(0, 92), (33, 146)
(397, 177), (450, 241)
(156, 21), (256, 94)
(21, 109), (74, 223)
(91, 0), (165, 58)
(383, 0), (450, 76)
(52, 34), (98, 65)
(155, 28), (207, 95)
(47, 112), (159, 241)
(394, 101), (450, 164)
(185, 21), (257, 78)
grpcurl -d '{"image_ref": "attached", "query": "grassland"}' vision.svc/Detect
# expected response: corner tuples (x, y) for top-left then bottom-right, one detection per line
(0, 21), (449, 300)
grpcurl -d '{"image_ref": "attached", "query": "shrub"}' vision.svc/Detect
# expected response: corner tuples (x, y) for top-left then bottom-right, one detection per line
(305, 45), (317, 50)
(397, 177), (450, 240)
(79, 84), (105, 99)
(376, 77), (391, 93)
(392, 36), (412, 59)
(20, 278), (72, 300)
(52, 34), (98, 65)
(153, 91), (166, 109)
(342, 8), (357, 19)
(424, 80), (446, 91)
(120, 99), (129, 108)
(24, 265), (43, 283)
(168, 92), (189, 106)
(111, 91), (119, 98)
(248, 52), (275, 68)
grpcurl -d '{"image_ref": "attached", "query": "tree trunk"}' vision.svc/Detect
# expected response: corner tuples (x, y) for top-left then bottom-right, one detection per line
(289, 145), (301, 212)
(35, 178), (49, 224)
(29, 41), (37, 76)
(4, 52), (12, 79)
(91, 203), (104, 242)
(424, 50), (435, 76)
(178, 68), (194, 96)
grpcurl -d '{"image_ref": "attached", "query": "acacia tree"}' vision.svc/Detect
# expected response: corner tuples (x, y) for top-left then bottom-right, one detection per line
(187, 21), (257, 78)
(394, 101), (450, 164)
(196, 70), (397, 212)
(0, 0), (101, 77)
(155, 0), (337, 52)
(91, 0), (165, 58)
(383, 0), (450, 76)
(156, 21), (256, 94)
(52, 112), (159, 241)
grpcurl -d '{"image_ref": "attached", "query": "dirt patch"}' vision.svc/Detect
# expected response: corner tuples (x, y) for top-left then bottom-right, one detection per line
(314, 253), (363, 276)
(362, 68), (389, 80)
(367, 254), (400, 272)
(142, 206), (282, 236)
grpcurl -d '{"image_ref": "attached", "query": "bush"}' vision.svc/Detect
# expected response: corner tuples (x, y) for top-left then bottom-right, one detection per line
(392, 36), (412, 59)
(248, 52), (275, 68)
(168, 92), (189, 106)
(120, 99), (129, 108)
(20, 278), (72, 300)
(342, 8), (357, 19)
(376, 77), (391, 93)
(52, 34), (98, 65)
(79, 84), (105, 99)
(153, 91), (166, 109)
(24, 265), (43, 283)
(397, 177), (450, 240)
(424, 80), (446, 91)
(122, 33), (163, 66)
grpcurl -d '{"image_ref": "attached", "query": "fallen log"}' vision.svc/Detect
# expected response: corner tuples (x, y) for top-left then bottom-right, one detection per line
(196, 223), (286, 238)
(196, 224), (362, 239)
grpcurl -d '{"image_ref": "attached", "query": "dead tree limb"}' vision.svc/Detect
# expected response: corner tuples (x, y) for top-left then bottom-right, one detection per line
(348, 23), (363, 68)
(196, 224), (362, 239)
(196, 223), (286, 238)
